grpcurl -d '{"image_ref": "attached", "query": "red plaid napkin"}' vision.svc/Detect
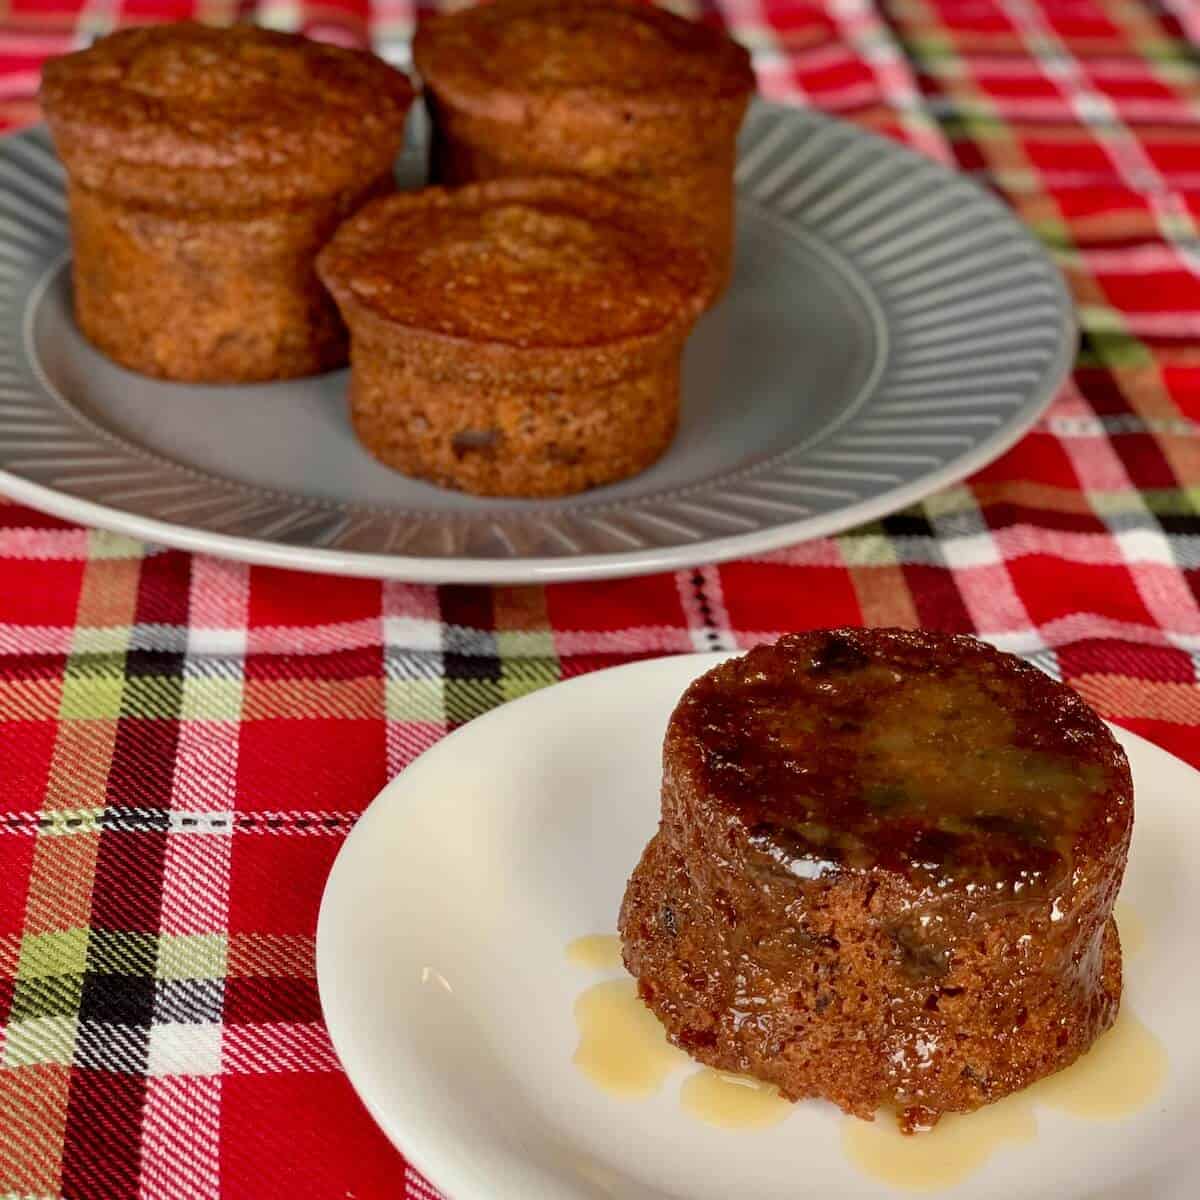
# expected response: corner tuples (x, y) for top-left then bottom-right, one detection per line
(1, 1), (1198, 1197)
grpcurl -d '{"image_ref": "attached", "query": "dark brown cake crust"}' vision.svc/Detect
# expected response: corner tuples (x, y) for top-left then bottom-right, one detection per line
(316, 178), (715, 497)
(619, 629), (1133, 1132)
(40, 22), (414, 206)
(40, 23), (414, 382)
(413, 0), (755, 297)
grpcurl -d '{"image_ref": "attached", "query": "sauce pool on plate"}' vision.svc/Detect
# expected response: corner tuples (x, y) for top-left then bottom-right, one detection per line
(568, 913), (1165, 1187)
(566, 934), (624, 971)
(680, 1069), (791, 1129)
(842, 1005), (1167, 1191)
(573, 977), (687, 1097)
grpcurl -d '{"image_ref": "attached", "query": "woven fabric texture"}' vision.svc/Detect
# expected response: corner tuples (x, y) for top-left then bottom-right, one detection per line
(1, 1), (1198, 1197)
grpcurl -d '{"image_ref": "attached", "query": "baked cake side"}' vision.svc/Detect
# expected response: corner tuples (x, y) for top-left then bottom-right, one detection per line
(40, 23), (414, 382)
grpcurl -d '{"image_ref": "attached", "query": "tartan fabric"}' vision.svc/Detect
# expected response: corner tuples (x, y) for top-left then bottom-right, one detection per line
(1, 0), (1199, 1196)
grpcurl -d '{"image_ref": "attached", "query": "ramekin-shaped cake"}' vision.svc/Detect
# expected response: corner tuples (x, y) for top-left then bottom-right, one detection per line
(316, 178), (716, 497)
(40, 22), (414, 382)
(413, 0), (754, 298)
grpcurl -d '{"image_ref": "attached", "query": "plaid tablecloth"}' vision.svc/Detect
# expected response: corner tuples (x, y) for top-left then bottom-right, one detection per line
(1, 0), (1198, 1196)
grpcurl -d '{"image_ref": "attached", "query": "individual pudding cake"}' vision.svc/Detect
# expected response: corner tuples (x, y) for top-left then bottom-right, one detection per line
(316, 178), (716, 497)
(413, 0), (755, 297)
(40, 23), (414, 382)
(620, 629), (1133, 1133)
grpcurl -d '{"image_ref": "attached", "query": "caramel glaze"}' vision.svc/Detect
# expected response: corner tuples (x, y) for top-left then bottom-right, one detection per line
(621, 629), (1133, 1133)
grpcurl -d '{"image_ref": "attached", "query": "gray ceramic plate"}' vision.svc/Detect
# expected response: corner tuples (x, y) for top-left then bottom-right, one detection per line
(0, 101), (1073, 582)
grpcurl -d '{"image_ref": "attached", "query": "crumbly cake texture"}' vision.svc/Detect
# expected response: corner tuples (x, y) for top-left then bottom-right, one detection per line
(413, 0), (755, 297)
(317, 177), (716, 497)
(619, 629), (1133, 1133)
(40, 22), (414, 382)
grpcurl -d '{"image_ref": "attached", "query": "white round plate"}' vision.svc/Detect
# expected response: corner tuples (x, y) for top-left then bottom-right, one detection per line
(317, 652), (1198, 1200)
(0, 102), (1073, 582)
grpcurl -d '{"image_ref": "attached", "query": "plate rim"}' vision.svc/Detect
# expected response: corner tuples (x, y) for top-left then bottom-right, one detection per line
(0, 104), (1076, 583)
(315, 650), (1192, 1200)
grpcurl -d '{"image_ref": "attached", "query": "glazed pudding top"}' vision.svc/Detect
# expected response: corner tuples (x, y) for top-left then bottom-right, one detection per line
(668, 629), (1132, 891)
